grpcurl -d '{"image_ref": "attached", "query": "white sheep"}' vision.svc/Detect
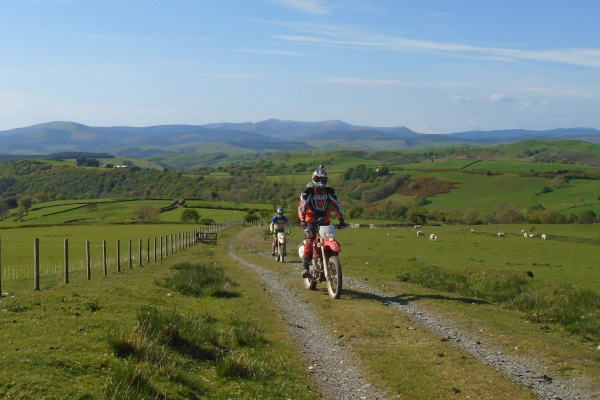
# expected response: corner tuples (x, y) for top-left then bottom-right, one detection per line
(541, 234), (547, 240)
(417, 230), (425, 238)
(524, 232), (529, 238)
(414, 224), (421, 229)
(497, 232), (505, 237)
(429, 233), (437, 241)
(521, 229), (526, 234)
(528, 233), (535, 238)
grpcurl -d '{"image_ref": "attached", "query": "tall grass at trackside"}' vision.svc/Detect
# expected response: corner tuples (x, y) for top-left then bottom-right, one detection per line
(164, 262), (238, 298)
(105, 262), (272, 399)
(397, 266), (600, 340)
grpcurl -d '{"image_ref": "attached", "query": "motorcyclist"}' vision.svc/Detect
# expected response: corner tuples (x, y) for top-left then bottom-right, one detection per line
(270, 208), (290, 256)
(298, 166), (345, 277)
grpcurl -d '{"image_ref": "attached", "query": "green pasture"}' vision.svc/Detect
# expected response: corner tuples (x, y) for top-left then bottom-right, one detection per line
(464, 160), (599, 173)
(337, 223), (600, 294)
(2, 199), (267, 227)
(0, 227), (317, 399)
(38, 156), (163, 170)
(500, 139), (600, 157)
(160, 206), (249, 223)
(0, 224), (203, 287)
(262, 150), (382, 172)
(396, 159), (475, 170)
(387, 167), (600, 215)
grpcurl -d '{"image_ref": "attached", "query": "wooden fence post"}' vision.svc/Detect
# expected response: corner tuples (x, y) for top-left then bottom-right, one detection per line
(34, 238), (40, 291)
(64, 239), (69, 284)
(103, 240), (107, 276)
(128, 239), (132, 269)
(154, 237), (157, 262)
(160, 237), (163, 259)
(86, 240), (91, 280)
(165, 236), (168, 257)
(117, 239), (121, 272)
(138, 238), (142, 267)
(147, 238), (150, 264)
(0, 237), (2, 295)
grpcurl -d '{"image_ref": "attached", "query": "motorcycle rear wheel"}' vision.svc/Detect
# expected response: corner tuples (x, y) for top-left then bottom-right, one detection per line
(326, 256), (342, 299)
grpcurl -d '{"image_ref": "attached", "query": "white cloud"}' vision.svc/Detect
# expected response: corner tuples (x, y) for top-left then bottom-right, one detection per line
(229, 48), (312, 57)
(452, 96), (472, 103)
(274, 23), (600, 68)
(197, 73), (265, 79)
(268, 0), (332, 15)
(519, 101), (532, 110)
(321, 77), (468, 90)
(488, 93), (511, 102)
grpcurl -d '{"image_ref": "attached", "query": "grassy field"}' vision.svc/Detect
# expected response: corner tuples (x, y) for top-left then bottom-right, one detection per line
(0, 224), (204, 285)
(233, 224), (600, 399)
(378, 160), (600, 215)
(1, 208), (599, 398)
(0, 226), (318, 399)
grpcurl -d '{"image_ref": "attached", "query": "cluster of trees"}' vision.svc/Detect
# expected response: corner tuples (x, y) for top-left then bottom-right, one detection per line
(1, 159), (599, 225)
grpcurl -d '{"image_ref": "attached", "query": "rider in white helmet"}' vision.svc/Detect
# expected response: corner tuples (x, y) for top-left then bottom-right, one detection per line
(270, 207), (290, 256)
(298, 165), (346, 277)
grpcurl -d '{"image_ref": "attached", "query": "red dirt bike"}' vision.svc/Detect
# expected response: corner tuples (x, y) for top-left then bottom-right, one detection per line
(274, 231), (289, 263)
(302, 220), (344, 299)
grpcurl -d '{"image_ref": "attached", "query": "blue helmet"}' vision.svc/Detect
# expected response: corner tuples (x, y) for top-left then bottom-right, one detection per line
(312, 168), (328, 188)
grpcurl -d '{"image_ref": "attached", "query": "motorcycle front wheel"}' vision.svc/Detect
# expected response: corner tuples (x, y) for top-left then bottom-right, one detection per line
(278, 244), (286, 263)
(326, 256), (342, 299)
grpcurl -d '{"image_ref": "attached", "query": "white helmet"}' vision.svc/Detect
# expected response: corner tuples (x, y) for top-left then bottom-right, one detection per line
(311, 168), (328, 188)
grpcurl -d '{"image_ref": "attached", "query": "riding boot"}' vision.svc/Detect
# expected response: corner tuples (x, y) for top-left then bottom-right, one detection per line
(272, 244), (276, 256)
(301, 257), (310, 277)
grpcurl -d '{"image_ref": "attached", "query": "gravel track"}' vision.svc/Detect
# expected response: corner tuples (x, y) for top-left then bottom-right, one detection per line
(228, 231), (597, 400)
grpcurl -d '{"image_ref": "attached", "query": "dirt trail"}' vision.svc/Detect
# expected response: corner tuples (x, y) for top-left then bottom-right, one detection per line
(228, 229), (597, 400)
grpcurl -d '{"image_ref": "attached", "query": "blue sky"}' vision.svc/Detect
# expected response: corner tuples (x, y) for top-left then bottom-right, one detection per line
(1, 0), (599, 133)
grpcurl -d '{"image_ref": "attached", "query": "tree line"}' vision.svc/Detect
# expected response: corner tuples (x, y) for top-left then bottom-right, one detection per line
(0, 159), (598, 225)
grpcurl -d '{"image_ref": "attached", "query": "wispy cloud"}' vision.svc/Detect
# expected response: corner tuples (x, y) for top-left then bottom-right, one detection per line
(268, 0), (332, 15)
(229, 49), (312, 57)
(321, 77), (470, 90)
(274, 23), (600, 68)
(198, 73), (265, 79)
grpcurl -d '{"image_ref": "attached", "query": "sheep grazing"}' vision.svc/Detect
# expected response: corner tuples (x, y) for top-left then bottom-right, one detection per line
(414, 224), (421, 229)
(497, 232), (505, 237)
(429, 233), (437, 241)
(541, 234), (547, 240)
(417, 230), (425, 238)
(528, 233), (535, 238)
(524, 232), (529, 238)
(521, 229), (526, 234)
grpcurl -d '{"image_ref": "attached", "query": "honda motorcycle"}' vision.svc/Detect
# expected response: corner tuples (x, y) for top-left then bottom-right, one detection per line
(301, 220), (343, 299)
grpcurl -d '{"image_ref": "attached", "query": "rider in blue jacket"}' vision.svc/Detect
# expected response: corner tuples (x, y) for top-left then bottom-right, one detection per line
(270, 208), (290, 256)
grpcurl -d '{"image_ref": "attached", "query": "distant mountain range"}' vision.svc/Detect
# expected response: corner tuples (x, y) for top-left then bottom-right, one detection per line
(1, 120), (599, 157)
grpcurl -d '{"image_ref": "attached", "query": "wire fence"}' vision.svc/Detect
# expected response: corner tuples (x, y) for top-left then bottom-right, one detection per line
(0, 220), (247, 293)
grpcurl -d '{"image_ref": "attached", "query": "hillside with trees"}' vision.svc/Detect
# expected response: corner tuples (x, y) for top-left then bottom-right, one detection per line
(1, 141), (599, 225)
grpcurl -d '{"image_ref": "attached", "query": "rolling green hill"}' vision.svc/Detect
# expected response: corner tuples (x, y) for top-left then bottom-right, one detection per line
(1, 141), (599, 226)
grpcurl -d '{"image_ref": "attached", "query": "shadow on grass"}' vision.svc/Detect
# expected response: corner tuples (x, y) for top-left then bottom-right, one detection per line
(342, 288), (489, 306)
